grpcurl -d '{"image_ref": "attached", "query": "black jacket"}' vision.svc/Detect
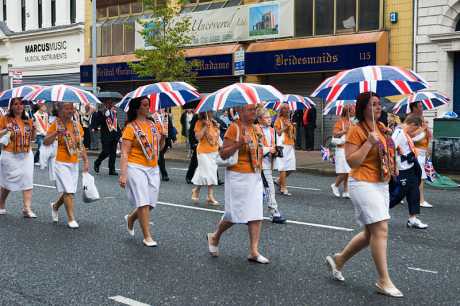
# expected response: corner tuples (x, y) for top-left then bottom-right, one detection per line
(188, 114), (199, 149)
(90, 109), (121, 142)
(304, 107), (317, 128)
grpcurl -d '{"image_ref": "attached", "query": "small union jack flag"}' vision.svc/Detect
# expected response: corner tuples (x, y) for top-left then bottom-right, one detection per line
(424, 158), (437, 183)
(321, 146), (330, 161)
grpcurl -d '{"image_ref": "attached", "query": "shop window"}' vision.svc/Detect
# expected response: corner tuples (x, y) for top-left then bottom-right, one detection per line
(21, 0), (25, 31)
(96, 0), (108, 19)
(225, 0), (241, 7)
(2, 0), (6, 21)
(208, 1), (226, 10)
(96, 26), (102, 57)
(194, 3), (211, 12)
(336, 0), (355, 33)
(124, 22), (135, 54)
(131, 0), (143, 13)
(119, 0), (131, 15)
(315, 0), (334, 35)
(51, 0), (56, 26)
(456, 19), (460, 31)
(295, 0), (313, 37)
(112, 23), (124, 55)
(101, 25), (111, 56)
(108, 3), (119, 17)
(38, 0), (43, 28)
(359, 0), (379, 31)
(70, 0), (76, 23)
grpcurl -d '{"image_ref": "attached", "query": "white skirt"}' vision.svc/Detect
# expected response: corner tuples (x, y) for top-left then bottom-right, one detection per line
(55, 161), (79, 194)
(192, 152), (218, 186)
(222, 170), (263, 224)
(126, 163), (160, 208)
(0, 151), (33, 191)
(277, 144), (296, 171)
(417, 149), (427, 180)
(334, 148), (351, 174)
(349, 178), (390, 227)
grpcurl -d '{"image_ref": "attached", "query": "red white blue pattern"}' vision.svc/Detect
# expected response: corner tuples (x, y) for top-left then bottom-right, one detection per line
(393, 91), (449, 115)
(323, 100), (356, 116)
(23, 84), (101, 105)
(264, 95), (315, 111)
(0, 85), (42, 107)
(195, 83), (284, 113)
(320, 146), (330, 161)
(117, 82), (200, 112)
(424, 158), (436, 183)
(312, 65), (430, 102)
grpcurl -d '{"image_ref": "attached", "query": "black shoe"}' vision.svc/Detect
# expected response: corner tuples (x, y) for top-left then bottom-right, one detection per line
(162, 176), (170, 182)
(218, 180), (224, 186)
(109, 171), (118, 176)
(186, 178), (192, 184)
(272, 216), (287, 224)
(93, 162), (100, 174)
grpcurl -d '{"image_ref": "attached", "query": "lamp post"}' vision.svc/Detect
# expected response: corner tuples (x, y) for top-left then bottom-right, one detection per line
(91, 0), (97, 94)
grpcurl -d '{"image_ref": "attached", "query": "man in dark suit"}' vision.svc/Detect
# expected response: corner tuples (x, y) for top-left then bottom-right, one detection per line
(185, 114), (199, 184)
(91, 99), (121, 175)
(292, 110), (304, 149)
(303, 107), (317, 151)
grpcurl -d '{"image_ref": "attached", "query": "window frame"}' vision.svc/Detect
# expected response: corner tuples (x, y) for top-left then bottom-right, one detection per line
(21, 0), (26, 31)
(51, 0), (56, 27)
(38, 0), (43, 28)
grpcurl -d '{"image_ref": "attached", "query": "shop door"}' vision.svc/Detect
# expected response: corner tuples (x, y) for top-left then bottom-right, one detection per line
(454, 53), (460, 114)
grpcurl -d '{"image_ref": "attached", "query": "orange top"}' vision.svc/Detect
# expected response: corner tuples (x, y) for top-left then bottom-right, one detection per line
(48, 120), (84, 163)
(0, 116), (33, 153)
(122, 120), (163, 168)
(333, 118), (352, 148)
(195, 120), (219, 154)
(414, 126), (430, 150)
(225, 122), (262, 173)
(346, 123), (389, 183)
(274, 117), (295, 145)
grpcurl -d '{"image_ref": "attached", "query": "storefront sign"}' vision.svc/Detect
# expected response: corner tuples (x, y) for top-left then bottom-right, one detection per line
(80, 54), (234, 83)
(245, 43), (377, 75)
(135, 0), (294, 48)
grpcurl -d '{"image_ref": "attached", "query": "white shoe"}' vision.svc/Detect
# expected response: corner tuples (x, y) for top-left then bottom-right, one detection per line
(407, 218), (428, 229)
(68, 220), (79, 229)
(331, 184), (340, 198)
(124, 215), (135, 237)
(326, 254), (345, 281)
(50, 203), (58, 223)
(34, 162), (40, 166)
(342, 192), (350, 199)
(0, 209), (6, 215)
(375, 283), (404, 298)
(248, 254), (270, 264)
(143, 239), (158, 247)
(420, 201), (433, 208)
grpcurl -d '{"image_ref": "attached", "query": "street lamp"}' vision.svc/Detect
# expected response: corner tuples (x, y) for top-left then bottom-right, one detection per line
(91, 0), (97, 94)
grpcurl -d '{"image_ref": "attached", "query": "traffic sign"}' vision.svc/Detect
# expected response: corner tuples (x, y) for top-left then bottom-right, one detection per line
(233, 49), (245, 76)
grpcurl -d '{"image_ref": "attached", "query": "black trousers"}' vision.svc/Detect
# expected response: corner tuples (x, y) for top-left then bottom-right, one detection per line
(95, 139), (118, 172)
(186, 147), (198, 181)
(390, 166), (421, 215)
(158, 146), (168, 179)
(83, 127), (91, 149)
(305, 126), (315, 150)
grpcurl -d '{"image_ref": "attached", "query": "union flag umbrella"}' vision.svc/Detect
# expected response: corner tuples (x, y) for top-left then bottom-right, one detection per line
(264, 94), (315, 111)
(323, 100), (356, 116)
(23, 84), (101, 105)
(194, 83), (284, 113)
(312, 65), (430, 102)
(392, 91), (450, 115)
(0, 85), (42, 107)
(116, 82), (200, 112)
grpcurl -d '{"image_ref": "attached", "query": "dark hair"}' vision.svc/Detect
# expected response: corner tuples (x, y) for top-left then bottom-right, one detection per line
(7, 99), (29, 121)
(409, 101), (421, 113)
(404, 114), (423, 126)
(126, 97), (145, 124)
(355, 92), (380, 122)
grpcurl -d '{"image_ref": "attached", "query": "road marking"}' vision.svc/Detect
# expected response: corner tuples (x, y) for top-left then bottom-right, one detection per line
(157, 201), (353, 232)
(408, 267), (438, 274)
(104, 197), (116, 199)
(287, 186), (321, 191)
(109, 296), (150, 306)
(170, 167), (188, 171)
(33, 184), (353, 232)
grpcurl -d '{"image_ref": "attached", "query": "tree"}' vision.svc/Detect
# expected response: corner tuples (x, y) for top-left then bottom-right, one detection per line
(129, 0), (197, 83)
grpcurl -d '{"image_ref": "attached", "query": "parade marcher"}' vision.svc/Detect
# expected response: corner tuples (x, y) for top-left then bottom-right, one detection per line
(45, 102), (89, 229)
(389, 115), (428, 229)
(330, 105), (354, 198)
(33, 102), (49, 165)
(207, 104), (269, 264)
(185, 113), (199, 184)
(152, 109), (176, 182)
(191, 112), (220, 206)
(80, 103), (94, 149)
(325, 92), (403, 298)
(274, 104), (296, 196)
(180, 109), (194, 155)
(92, 99), (121, 176)
(258, 109), (286, 224)
(409, 102), (433, 208)
(119, 97), (165, 247)
(0, 98), (36, 218)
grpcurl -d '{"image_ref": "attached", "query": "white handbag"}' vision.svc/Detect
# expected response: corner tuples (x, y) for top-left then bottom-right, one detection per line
(82, 172), (100, 203)
(331, 135), (346, 146)
(215, 124), (240, 167)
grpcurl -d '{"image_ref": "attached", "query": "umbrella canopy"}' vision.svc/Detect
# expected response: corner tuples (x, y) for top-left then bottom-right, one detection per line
(23, 84), (101, 105)
(194, 83), (284, 113)
(323, 100), (356, 116)
(264, 94), (315, 111)
(312, 65), (430, 102)
(116, 82), (200, 112)
(0, 85), (43, 107)
(392, 91), (450, 115)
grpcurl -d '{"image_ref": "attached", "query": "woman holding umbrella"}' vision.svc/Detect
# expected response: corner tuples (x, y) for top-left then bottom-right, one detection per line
(119, 97), (165, 247)
(45, 102), (89, 229)
(325, 92), (403, 297)
(191, 111), (220, 205)
(0, 98), (36, 218)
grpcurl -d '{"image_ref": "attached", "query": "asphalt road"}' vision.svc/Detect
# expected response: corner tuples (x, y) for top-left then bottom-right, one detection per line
(0, 158), (459, 306)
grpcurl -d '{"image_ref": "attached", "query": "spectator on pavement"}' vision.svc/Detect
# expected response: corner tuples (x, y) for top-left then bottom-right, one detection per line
(180, 109), (194, 155)
(80, 103), (94, 150)
(302, 106), (316, 151)
(185, 113), (199, 184)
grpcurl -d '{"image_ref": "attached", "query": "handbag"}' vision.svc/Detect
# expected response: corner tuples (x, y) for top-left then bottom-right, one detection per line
(0, 131), (11, 146)
(215, 124), (239, 167)
(331, 135), (346, 146)
(82, 172), (100, 203)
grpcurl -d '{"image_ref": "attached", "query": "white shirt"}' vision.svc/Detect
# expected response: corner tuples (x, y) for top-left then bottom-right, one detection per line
(392, 127), (415, 171)
(261, 126), (275, 170)
(33, 111), (49, 136)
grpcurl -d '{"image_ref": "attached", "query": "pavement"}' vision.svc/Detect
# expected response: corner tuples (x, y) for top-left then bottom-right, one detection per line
(0, 158), (460, 305)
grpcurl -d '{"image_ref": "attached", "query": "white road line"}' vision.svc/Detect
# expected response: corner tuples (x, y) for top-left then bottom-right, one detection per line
(32, 184), (353, 232)
(170, 167), (188, 171)
(287, 186), (321, 191)
(108, 296), (150, 306)
(157, 201), (353, 232)
(408, 267), (438, 274)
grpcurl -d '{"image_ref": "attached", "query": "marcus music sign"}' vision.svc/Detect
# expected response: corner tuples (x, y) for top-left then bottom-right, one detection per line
(24, 40), (68, 63)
